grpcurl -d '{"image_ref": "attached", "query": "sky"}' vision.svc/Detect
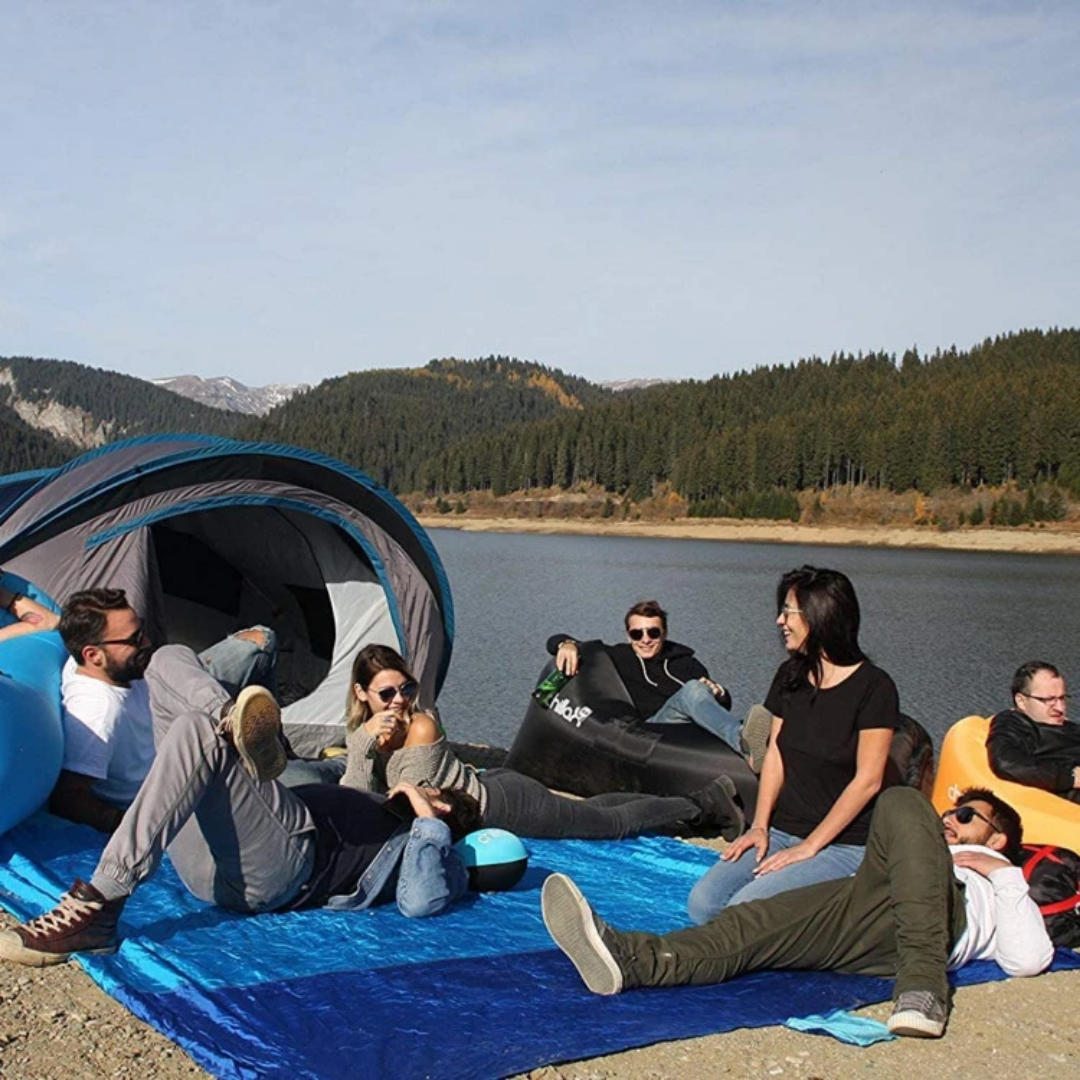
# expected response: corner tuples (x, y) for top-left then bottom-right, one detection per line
(2, 1), (1077, 388)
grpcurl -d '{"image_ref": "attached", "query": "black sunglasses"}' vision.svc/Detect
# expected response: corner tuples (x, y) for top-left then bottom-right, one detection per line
(93, 626), (146, 649)
(942, 805), (997, 829)
(628, 627), (663, 641)
(373, 679), (418, 704)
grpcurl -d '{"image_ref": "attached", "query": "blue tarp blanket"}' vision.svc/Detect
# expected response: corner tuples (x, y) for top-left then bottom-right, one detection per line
(2, 815), (1078, 1080)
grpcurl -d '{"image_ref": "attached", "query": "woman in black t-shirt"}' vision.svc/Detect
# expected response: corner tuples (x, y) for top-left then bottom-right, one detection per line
(687, 566), (899, 924)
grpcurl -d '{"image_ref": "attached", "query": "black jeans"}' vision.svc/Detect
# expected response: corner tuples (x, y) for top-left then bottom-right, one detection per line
(479, 768), (698, 839)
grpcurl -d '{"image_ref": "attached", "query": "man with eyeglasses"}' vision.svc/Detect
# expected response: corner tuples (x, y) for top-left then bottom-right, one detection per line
(51, 588), (279, 832)
(987, 660), (1080, 805)
(539, 786), (1053, 1039)
(547, 599), (741, 751)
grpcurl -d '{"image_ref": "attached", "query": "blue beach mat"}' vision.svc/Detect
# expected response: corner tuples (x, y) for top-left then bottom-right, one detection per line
(2, 816), (1078, 1080)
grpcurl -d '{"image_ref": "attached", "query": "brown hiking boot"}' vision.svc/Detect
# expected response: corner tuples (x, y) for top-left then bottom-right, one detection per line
(0, 880), (125, 966)
(220, 685), (287, 782)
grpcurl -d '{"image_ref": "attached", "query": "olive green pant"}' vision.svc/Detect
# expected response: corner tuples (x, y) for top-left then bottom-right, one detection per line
(616, 787), (967, 1001)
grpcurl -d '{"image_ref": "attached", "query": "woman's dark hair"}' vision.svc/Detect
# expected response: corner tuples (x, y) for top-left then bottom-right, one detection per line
(346, 643), (418, 731)
(777, 566), (865, 688)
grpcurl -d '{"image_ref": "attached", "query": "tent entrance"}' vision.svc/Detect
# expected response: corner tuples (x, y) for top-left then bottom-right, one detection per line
(149, 505), (377, 707)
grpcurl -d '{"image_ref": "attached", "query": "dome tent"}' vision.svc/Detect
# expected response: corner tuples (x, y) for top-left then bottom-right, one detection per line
(0, 434), (453, 757)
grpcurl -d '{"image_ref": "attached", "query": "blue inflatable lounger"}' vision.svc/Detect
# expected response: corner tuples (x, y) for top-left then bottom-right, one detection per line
(0, 570), (65, 836)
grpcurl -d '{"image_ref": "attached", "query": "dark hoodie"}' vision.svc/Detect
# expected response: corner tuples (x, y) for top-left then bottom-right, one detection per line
(545, 634), (731, 718)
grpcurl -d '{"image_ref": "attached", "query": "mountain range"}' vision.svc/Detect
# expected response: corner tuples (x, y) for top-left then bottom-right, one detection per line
(151, 375), (310, 416)
(2, 332), (1078, 524)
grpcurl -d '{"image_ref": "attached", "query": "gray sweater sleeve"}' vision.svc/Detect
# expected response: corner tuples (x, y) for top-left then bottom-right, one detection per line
(341, 725), (388, 793)
(384, 738), (487, 811)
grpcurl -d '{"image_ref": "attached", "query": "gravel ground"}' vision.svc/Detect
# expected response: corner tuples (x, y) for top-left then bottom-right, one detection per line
(3, 827), (1077, 1079)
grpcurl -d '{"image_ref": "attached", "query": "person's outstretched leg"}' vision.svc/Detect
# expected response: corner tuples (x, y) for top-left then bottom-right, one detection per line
(0, 707), (315, 965)
(480, 768), (736, 839)
(542, 871), (854, 993)
(543, 789), (963, 1040)
(647, 680), (742, 752)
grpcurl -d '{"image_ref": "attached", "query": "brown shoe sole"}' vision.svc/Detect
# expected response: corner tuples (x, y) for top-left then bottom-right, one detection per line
(232, 685), (287, 782)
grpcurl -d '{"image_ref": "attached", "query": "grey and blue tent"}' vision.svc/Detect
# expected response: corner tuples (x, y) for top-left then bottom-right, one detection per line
(0, 434), (453, 756)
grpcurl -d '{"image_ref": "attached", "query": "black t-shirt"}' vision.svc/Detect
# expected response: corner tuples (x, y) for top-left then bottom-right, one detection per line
(283, 785), (402, 910)
(764, 661), (900, 845)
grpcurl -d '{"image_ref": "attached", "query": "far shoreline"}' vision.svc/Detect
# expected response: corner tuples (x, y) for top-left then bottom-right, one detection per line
(416, 515), (1080, 556)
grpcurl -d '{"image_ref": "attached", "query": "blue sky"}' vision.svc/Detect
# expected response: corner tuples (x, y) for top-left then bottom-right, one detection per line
(2, 1), (1077, 387)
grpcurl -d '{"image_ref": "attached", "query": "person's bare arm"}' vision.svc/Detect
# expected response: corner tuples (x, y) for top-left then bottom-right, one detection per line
(0, 590), (59, 642)
(49, 770), (124, 833)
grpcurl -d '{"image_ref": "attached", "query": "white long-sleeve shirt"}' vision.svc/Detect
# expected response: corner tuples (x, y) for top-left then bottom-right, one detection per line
(947, 844), (1055, 977)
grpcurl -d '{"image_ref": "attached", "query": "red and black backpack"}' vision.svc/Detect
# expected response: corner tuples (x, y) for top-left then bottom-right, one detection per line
(1019, 843), (1080, 948)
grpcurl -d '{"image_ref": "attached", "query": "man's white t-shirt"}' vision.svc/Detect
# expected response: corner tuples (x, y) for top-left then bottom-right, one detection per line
(60, 658), (156, 807)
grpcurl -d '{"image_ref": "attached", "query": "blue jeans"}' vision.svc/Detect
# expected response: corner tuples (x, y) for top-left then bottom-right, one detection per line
(197, 627), (278, 699)
(687, 827), (865, 925)
(647, 679), (741, 752)
(279, 755), (348, 788)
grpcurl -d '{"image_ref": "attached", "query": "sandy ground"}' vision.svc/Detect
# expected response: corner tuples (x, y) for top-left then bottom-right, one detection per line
(3, 830), (1077, 1079)
(417, 516), (1080, 555)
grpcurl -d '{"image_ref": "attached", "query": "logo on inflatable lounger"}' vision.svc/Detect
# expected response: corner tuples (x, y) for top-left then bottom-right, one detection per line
(550, 694), (593, 727)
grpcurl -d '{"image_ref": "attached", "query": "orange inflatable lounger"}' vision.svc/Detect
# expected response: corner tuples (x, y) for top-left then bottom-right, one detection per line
(932, 715), (1080, 850)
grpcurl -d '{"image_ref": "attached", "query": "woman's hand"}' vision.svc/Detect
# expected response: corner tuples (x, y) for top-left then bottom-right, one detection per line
(721, 825), (769, 863)
(555, 640), (579, 676)
(753, 840), (817, 877)
(364, 710), (406, 750)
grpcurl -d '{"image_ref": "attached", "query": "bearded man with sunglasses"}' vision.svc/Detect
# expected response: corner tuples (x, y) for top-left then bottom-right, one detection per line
(51, 588), (279, 832)
(987, 660), (1080, 805)
(547, 599), (741, 751)
(540, 786), (1054, 1039)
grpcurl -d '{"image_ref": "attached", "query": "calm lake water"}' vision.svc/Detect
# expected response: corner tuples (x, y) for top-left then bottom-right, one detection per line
(430, 528), (1080, 751)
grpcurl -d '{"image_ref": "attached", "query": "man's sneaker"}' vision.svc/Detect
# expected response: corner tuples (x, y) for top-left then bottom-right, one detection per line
(224, 685), (287, 782)
(541, 873), (625, 996)
(739, 704), (774, 774)
(887, 990), (949, 1038)
(689, 775), (746, 842)
(0, 880), (125, 966)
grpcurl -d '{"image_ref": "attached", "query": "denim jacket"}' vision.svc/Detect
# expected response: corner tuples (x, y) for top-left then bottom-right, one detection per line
(325, 816), (469, 918)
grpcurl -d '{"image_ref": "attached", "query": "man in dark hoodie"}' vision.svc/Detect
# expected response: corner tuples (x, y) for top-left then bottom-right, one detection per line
(547, 600), (741, 752)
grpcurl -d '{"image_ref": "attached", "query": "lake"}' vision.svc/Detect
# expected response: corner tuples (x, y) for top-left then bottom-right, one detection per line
(429, 528), (1080, 751)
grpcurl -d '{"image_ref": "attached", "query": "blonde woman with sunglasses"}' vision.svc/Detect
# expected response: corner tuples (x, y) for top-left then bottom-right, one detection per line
(342, 643), (743, 840)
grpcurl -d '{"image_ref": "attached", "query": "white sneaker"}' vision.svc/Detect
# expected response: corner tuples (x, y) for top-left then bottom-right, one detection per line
(541, 873), (624, 995)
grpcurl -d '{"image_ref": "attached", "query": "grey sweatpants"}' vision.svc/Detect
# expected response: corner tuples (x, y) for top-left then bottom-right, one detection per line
(91, 645), (316, 913)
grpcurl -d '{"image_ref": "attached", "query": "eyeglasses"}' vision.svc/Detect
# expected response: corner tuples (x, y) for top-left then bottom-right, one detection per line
(779, 606), (804, 619)
(373, 680), (418, 704)
(942, 805), (997, 829)
(93, 627), (146, 649)
(1021, 692), (1071, 706)
(628, 627), (663, 641)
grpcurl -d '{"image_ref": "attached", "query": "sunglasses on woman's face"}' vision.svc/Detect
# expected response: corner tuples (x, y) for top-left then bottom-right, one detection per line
(373, 679), (418, 704)
(942, 805), (996, 829)
(628, 627), (663, 641)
